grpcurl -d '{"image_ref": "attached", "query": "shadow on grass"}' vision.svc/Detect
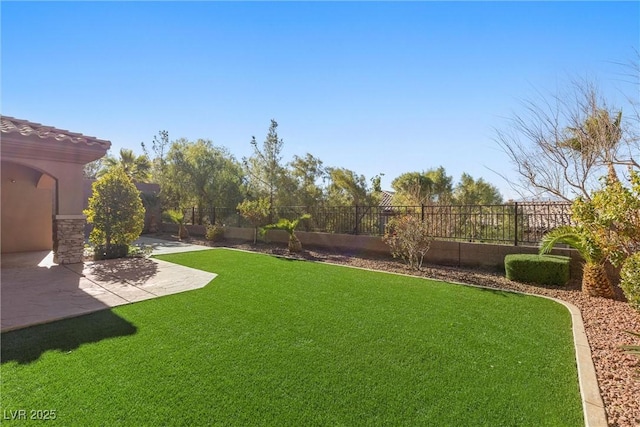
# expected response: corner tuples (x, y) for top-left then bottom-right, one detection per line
(474, 286), (527, 298)
(1, 310), (137, 365)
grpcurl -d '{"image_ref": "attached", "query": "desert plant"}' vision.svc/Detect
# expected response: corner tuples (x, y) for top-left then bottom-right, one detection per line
(206, 223), (225, 242)
(620, 252), (640, 311)
(504, 254), (571, 286)
(621, 331), (640, 379)
(84, 168), (145, 260)
(571, 170), (640, 268)
(540, 226), (614, 298)
(383, 214), (433, 270)
(164, 209), (189, 240)
(261, 214), (311, 253)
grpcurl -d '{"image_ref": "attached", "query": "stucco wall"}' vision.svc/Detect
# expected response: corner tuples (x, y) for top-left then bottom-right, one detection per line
(1, 162), (53, 252)
(23, 158), (86, 215)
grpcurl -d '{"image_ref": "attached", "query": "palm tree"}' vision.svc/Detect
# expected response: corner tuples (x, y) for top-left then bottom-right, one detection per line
(540, 226), (614, 298)
(261, 214), (311, 253)
(99, 148), (151, 182)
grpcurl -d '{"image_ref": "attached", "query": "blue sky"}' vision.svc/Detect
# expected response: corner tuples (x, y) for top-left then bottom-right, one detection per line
(2, 1), (638, 200)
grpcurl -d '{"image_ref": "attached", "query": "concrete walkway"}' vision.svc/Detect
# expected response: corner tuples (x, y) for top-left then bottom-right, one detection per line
(1, 238), (216, 332)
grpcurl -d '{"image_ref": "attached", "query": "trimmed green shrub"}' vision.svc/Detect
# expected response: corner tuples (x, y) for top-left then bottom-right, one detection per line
(620, 252), (640, 311)
(84, 167), (145, 260)
(505, 254), (571, 286)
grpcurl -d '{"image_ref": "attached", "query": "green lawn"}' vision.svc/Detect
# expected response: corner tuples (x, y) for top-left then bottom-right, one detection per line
(1, 249), (583, 426)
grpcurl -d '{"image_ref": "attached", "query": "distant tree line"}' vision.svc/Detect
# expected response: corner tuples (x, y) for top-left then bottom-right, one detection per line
(85, 119), (504, 216)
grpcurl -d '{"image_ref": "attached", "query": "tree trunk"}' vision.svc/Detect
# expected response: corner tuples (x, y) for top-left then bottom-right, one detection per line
(582, 263), (615, 299)
(178, 224), (190, 240)
(288, 235), (302, 253)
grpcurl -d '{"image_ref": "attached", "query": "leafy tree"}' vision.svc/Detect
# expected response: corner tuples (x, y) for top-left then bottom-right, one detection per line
(164, 139), (245, 221)
(539, 168), (639, 300)
(99, 148), (152, 182)
(424, 167), (454, 203)
(570, 169), (640, 305)
(243, 119), (287, 208)
(453, 173), (503, 205)
(84, 168), (145, 259)
(326, 167), (380, 206)
(391, 167), (454, 205)
(237, 197), (272, 244)
(391, 172), (433, 205)
(288, 153), (327, 207)
(572, 170), (640, 266)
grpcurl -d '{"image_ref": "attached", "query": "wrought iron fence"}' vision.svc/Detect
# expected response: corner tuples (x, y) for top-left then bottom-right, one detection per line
(181, 202), (573, 246)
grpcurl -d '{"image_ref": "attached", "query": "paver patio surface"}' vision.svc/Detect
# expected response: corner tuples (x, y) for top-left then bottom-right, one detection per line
(0, 239), (215, 332)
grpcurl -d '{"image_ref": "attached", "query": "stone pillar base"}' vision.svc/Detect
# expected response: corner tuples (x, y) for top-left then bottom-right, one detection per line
(53, 215), (86, 264)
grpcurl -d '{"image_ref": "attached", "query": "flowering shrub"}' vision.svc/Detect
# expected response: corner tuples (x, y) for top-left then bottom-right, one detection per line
(383, 214), (433, 270)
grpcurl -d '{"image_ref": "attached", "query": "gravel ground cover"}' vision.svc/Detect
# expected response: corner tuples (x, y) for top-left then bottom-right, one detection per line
(155, 233), (640, 427)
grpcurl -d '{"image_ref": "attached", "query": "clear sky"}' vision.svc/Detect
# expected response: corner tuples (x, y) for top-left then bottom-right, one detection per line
(2, 1), (638, 200)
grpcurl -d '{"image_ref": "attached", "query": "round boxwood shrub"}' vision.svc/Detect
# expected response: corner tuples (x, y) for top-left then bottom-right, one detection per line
(505, 254), (571, 287)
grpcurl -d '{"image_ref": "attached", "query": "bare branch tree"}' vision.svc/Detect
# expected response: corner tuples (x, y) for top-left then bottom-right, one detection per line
(495, 78), (638, 201)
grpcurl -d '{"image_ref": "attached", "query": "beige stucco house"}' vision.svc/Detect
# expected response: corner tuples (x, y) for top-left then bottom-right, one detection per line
(1, 116), (111, 263)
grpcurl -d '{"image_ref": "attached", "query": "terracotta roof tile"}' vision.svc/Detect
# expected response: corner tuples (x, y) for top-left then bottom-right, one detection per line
(1, 115), (111, 149)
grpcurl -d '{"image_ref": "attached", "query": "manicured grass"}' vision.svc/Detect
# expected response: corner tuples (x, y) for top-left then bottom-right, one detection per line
(1, 249), (582, 426)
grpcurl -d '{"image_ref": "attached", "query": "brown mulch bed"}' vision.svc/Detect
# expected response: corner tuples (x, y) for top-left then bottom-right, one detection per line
(153, 233), (640, 427)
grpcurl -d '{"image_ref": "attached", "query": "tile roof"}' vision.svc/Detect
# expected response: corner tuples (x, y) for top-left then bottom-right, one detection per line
(380, 190), (395, 207)
(0, 115), (111, 149)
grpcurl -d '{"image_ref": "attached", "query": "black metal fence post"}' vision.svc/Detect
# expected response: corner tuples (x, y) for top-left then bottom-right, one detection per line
(514, 202), (519, 247)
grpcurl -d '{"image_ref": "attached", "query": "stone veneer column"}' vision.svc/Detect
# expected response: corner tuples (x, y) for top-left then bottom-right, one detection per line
(53, 215), (86, 264)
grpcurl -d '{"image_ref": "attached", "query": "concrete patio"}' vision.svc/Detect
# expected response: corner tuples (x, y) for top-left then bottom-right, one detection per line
(1, 237), (216, 332)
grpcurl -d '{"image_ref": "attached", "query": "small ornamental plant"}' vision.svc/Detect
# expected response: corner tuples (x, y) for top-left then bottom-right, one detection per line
(163, 209), (189, 240)
(383, 214), (433, 270)
(206, 223), (225, 242)
(261, 214), (311, 253)
(621, 331), (640, 379)
(237, 197), (272, 244)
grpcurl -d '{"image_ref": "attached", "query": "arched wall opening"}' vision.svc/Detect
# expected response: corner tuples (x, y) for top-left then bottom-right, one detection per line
(1, 161), (56, 253)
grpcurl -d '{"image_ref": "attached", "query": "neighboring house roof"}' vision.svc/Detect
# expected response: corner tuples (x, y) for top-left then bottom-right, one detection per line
(518, 201), (573, 231)
(1, 116), (111, 149)
(380, 190), (395, 207)
(1, 116), (111, 163)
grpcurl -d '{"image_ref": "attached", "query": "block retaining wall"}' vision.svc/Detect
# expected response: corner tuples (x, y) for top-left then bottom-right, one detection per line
(160, 224), (583, 275)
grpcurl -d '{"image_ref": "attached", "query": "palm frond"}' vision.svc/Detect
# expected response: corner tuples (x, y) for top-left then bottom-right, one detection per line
(539, 226), (602, 264)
